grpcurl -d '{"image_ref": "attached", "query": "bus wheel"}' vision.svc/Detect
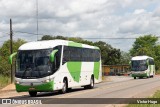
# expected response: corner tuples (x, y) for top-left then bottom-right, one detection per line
(29, 91), (37, 97)
(68, 88), (72, 92)
(134, 77), (136, 79)
(59, 79), (67, 94)
(84, 76), (94, 89)
(88, 76), (94, 89)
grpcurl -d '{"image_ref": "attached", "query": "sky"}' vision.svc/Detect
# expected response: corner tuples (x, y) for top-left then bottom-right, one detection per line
(0, 0), (160, 52)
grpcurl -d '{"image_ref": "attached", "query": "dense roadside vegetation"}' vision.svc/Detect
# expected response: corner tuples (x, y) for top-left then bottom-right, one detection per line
(0, 39), (25, 88)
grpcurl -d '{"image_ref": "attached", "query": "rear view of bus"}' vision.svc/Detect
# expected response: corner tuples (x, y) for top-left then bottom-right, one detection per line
(130, 56), (155, 79)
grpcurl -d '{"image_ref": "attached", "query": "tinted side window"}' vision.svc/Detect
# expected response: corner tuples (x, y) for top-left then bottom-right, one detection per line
(70, 47), (82, 61)
(63, 46), (100, 64)
(63, 46), (70, 62)
(94, 50), (100, 61)
(82, 48), (88, 61)
(149, 59), (154, 65)
(52, 46), (62, 72)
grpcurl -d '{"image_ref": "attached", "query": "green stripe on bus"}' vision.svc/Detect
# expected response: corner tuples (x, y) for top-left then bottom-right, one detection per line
(149, 65), (151, 76)
(132, 73), (147, 77)
(94, 61), (100, 79)
(15, 81), (54, 92)
(67, 62), (82, 82)
(68, 42), (82, 47)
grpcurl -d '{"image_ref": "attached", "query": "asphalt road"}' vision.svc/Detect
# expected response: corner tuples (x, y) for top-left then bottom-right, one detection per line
(1, 76), (160, 107)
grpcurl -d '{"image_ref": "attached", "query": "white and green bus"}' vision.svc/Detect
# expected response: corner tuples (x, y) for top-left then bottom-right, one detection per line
(130, 56), (155, 79)
(9, 40), (102, 96)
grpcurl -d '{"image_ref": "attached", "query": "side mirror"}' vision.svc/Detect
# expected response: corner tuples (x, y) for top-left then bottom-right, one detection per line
(62, 60), (67, 64)
(147, 59), (149, 66)
(129, 61), (132, 69)
(9, 52), (17, 64)
(50, 50), (58, 63)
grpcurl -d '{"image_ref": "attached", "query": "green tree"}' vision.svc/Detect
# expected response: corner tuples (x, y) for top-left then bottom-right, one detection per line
(130, 35), (158, 56)
(0, 39), (26, 76)
(41, 35), (67, 40)
(130, 35), (160, 70)
(93, 41), (121, 65)
(94, 41), (111, 64)
(154, 45), (160, 70)
(41, 35), (54, 40)
(120, 51), (131, 64)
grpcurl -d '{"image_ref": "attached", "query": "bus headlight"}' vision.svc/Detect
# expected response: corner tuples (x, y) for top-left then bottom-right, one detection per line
(42, 79), (50, 83)
(42, 77), (54, 83)
(15, 80), (20, 84)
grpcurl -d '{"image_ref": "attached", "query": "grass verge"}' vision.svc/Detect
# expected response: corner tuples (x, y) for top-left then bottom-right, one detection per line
(156, 70), (160, 75)
(127, 90), (160, 107)
(0, 75), (10, 89)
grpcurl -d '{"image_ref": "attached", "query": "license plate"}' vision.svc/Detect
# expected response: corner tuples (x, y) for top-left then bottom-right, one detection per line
(29, 88), (35, 90)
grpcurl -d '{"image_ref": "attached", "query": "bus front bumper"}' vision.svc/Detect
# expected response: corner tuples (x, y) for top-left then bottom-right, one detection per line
(131, 73), (147, 77)
(15, 81), (54, 92)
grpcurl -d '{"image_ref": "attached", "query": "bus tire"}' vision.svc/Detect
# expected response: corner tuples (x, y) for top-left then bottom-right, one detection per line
(59, 79), (67, 94)
(68, 88), (72, 92)
(89, 76), (94, 89)
(84, 76), (94, 89)
(147, 74), (150, 78)
(134, 77), (136, 79)
(29, 91), (37, 97)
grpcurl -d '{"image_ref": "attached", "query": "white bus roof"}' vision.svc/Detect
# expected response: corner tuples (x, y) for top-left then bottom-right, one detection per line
(131, 56), (154, 60)
(19, 39), (99, 50)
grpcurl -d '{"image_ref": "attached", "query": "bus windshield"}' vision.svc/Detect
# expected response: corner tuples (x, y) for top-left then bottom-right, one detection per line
(16, 49), (52, 78)
(131, 60), (148, 71)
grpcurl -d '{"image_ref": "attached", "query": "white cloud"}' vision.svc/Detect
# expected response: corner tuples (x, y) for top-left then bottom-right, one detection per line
(133, 9), (146, 14)
(0, 0), (160, 52)
(153, 7), (160, 17)
(118, 8), (160, 36)
(0, 0), (35, 18)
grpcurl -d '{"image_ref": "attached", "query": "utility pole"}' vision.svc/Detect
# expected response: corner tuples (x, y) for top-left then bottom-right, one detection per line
(10, 19), (14, 83)
(36, 0), (39, 41)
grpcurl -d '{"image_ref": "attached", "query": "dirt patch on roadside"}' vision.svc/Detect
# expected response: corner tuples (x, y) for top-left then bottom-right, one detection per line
(1, 83), (15, 91)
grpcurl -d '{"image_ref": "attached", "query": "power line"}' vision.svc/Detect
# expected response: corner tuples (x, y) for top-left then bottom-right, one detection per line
(14, 31), (42, 36)
(8, 30), (160, 40)
(0, 41), (6, 43)
(82, 37), (137, 39)
(0, 31), (10, 39)
(0, 35), (9, 39)
(0, 31), (10, 35)
(14, 31), (37, 35)
(13, 31), (136, 39)
(0, 36), (7, 38)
